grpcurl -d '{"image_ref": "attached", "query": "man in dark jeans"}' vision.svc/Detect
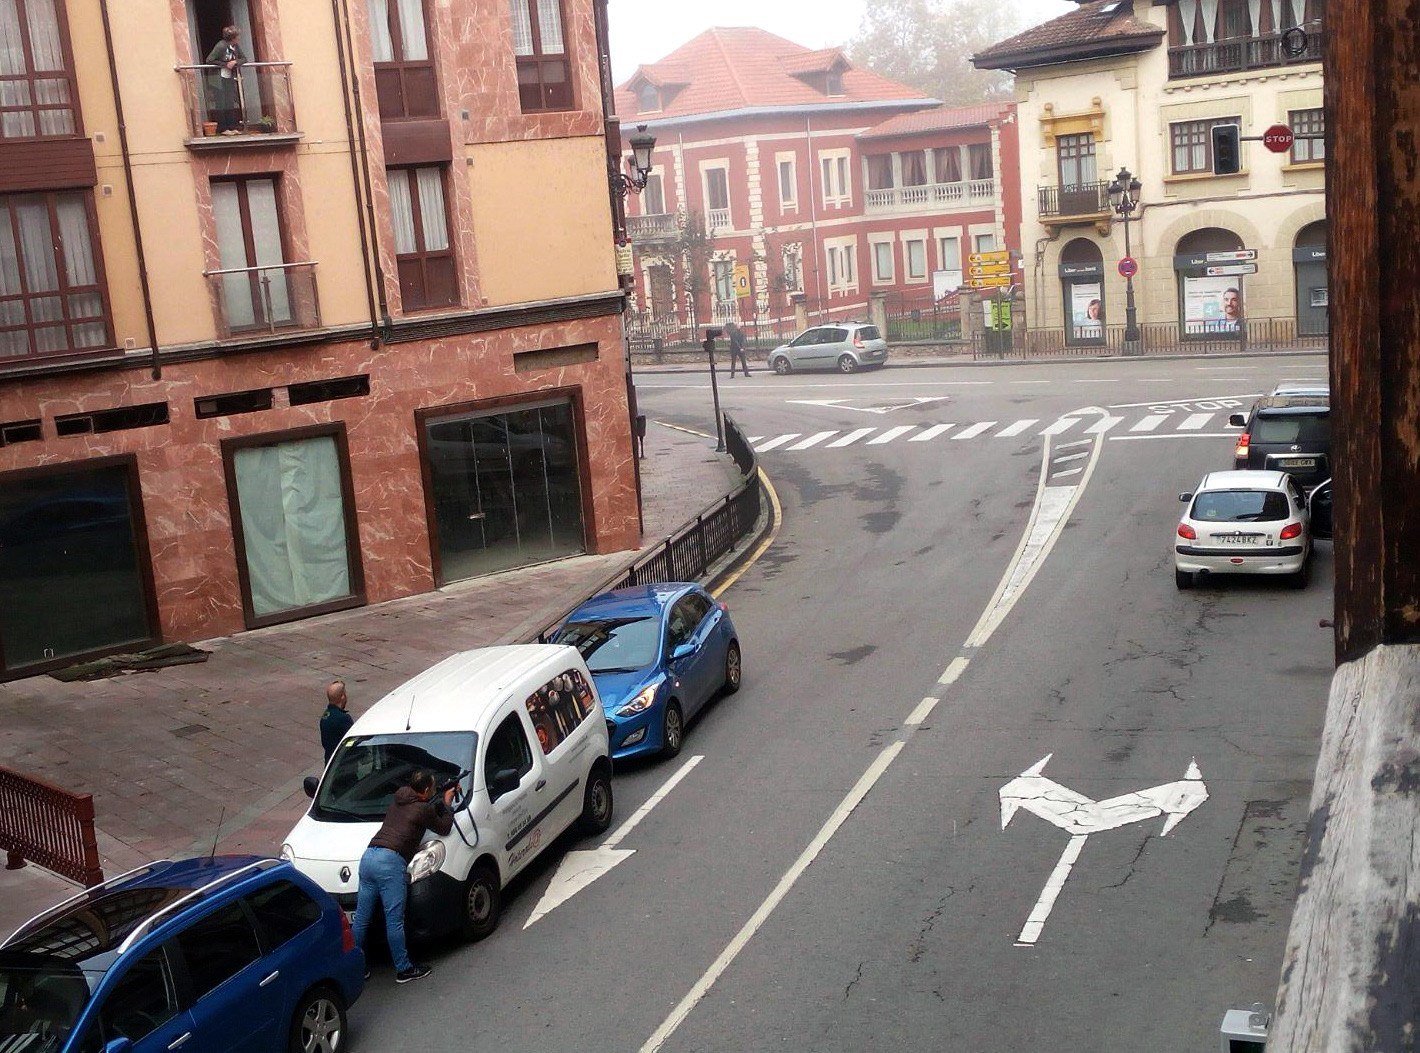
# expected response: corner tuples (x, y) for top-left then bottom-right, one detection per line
(352, 770), (454, 983)
(726, 320), (752, 377)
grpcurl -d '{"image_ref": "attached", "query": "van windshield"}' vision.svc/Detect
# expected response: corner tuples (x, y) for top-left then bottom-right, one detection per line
(313, 732), (477, 822)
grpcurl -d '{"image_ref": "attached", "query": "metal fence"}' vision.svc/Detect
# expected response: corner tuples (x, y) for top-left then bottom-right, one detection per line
(884, 292), (962, 342)
(972, 316), (1329, 359)
(625, 311), (798, 358)
(1, 766), (105, 886)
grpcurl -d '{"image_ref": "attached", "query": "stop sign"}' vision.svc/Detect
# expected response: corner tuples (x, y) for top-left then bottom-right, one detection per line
(1262, 124), (1295, 153)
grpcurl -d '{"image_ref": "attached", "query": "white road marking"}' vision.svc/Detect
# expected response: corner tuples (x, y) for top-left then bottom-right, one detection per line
(603, 756), (705, 849)
(1053, 451), (1089, 464)
(1073, 378), (1120, 383)
(786, 431), (838, 451)
(747, 437), (763, 444)
(754, 434), (800, 452)
(1178, 412), (1214, 430)
(905, 696), (942, 726)
(868, 425), (916, 445)
(938, 656), (970, 687)
(1011, 380), (1051, 385)
(953, 421), (997, 439)
(1015, 836), (1087, 947)
(994, 419), (1039, 438)
(1109, 393), (1258, 409)
(1084, 416), (1123, 435)
(1109, 432), (1238, 441)
(907, 659), (970, 726)
(909, 424), (956, 442)
(639, 742), (905, 1053)
(1055, 438), (1091, 450)
(1129, 414), (1169, 433)
(827, 427), (876, 448)
(1053, 467), (1083, 478)
(1039, 418), (1082, 437)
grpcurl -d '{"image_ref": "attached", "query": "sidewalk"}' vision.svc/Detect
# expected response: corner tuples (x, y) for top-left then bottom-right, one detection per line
(0, 424), (743, 931)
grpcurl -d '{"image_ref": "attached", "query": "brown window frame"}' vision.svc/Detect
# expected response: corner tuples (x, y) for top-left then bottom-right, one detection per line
(220, 422), (367, 631)
(371, 0), (440, 120)
(1289, 107), (1325, 164)
(1170, 116), (1240, 174)
(1056, 133), (1097, 188)
(513, 0), (574, 114)
(210, 174), (295, 334)
(0, 189), (113, 363)
(387, 164), (458, 312)
(0, 0), (82, 142)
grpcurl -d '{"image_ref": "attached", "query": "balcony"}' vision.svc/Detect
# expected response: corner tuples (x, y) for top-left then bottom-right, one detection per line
(864, 178), (996, 213)
(628, 213), (679, 243)
(707, 207), (732, 232)
(206, 262), (321, 339)
(1168, 31), (1324, 79)
(1037, 182), (1112, 230)
(175, 63), (300, 149)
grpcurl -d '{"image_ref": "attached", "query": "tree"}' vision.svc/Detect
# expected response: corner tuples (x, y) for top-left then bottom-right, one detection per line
(849, 0), (1028, 107)
(668, 209), (715, 332)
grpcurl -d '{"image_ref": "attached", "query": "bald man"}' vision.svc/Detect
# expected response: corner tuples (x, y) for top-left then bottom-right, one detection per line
(320, 680), (354, 762)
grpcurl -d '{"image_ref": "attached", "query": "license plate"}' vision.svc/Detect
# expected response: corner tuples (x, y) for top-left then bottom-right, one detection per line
(1280, 458), (1317, 468)
(1217, 535), (1259, 545)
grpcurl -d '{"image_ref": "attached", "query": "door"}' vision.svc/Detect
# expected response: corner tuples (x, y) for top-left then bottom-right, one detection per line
(242, 880), (325, 1033)
(212, 177), (291, 332)
(172, 901), (275, 1053)
(786, 327), (823, 368)
(665, 594), (717, 713)
(1056, 134), (1097, 214)
(482, 708), (548, 876)
(92, 946), (198, 1053)
(814, 327), (848, 368)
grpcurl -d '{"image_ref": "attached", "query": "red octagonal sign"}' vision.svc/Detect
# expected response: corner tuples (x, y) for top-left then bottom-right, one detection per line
(1262, 123), (1295, 153)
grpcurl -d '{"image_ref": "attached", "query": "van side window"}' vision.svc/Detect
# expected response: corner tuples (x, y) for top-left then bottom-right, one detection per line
(524, 671), (595, 755)
(485, 713), (533, 793)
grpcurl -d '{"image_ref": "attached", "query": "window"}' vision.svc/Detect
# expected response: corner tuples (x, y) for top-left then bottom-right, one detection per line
(820, 151), (851, 204)
(558, 615), (660, 672)
(1057, 133), (1097, 188)
(388, 166), (457, 311)
(937, 235), (960, 272)
(642, 172), (665, 215)
(967, 143), (993, 180)
(825, 70), (843, 96)
(704, 167), (729, 212)
(866, 156), (894, 191)
(781, 246), (801, 292)
(98, 949), (179, 1046)
(934, 147), (961, 184)
(778, 158), (796, 208)
(666, 593), (709, 651)
(1191, 489), (1290, 523)
(635, 82), (659, 113)
(246, 881), (321, 949)
(871, 241), (894, 283)
(905, 239), (927, 280)
(211, 176), (293, 333)
(511, 0), (572, 113)
(315, 732), (475, 821)
(368, 0), (438, 119)
(0, 190), (109, 359)
(1290, 108), (1325, 164)
(1171, 117), (1240, 174)
(524, 670), (596, 754)
(1218, 0), (1250, 38)
(973, 233), (997, 255)
(826, 242), (855, 289)
(484, 712), (533, 797)
(176, 903), (262, 1000)
(712, 259), (733, 302)
(0, 0), (78, 139)
(901, 150), (927, 187)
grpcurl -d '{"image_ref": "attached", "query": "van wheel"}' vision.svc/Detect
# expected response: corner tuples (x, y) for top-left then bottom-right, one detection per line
(723, 642), (742, 695)
(838, 354), (857, 374)
(289, 987), (346, 1053)
(772, 356), (792, 375)
(1174, 570), (1194, 590)
(580, 764), (614, 835)
(661, 702), (684, 758)
(458, 863), (500, 942)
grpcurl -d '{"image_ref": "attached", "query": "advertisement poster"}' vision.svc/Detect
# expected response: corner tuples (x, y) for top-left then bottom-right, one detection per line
(1068, 281), (1104, 341)
(1183, 275), (1243, 334)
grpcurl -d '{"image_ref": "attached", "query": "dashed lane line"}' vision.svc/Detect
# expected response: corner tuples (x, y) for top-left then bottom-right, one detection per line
(1110, 432), (1238, 441)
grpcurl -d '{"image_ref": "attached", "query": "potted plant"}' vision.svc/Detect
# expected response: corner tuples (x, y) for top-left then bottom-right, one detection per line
(202, 120), (219, 136)
(256, 115), (277, 134)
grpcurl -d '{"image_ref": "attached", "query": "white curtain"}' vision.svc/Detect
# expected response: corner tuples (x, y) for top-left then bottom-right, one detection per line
(366, 0), (394, 61)
(509, 0), (533, 56)
(23, 0), (60, 71)
(1289, 0), (1305, 26)
(246, 179), (291, 324)
(416, 167), (448, 251)
(0, 212), (24, 356)
(234, 436), (352, 618)
(0, 0), (31, 136)
(1268, 0), (1282, 30)
(536, 0), (563, 53)
(1247, 0), (1261, 34)
(396, 0), (427, 60)
(1177, 0), (1198, 43)
(1200, 0), (1218, 41)
(387, 170), (416, 254)
(56, 195), (103, 347)
(212, 181), (253, 329)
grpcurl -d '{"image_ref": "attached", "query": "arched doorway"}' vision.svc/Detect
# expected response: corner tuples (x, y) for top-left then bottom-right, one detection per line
(1174, 227), (1247, 338)
(1059, 238), (1105, 346)
(1294, 221), (1327, 336)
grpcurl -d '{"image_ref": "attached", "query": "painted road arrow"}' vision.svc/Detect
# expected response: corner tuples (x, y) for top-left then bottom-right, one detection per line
(524, 755), (702, 928)
(1000, 755), (1208, 945)
(786, 397), (952, 416)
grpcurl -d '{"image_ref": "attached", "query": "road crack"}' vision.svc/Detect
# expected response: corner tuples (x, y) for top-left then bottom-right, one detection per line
(844, 960), (865, 1000)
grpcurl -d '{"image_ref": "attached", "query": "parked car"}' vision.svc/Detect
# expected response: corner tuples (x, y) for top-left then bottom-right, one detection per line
(1229, 394), (1330, 487)
(1174, 470), (1329, 589)
(555, 584), (741, 761)
(1269, 378), (1329, 397)
(0, 855), (363, 1053)
(768, 322), (888, 375)
(284, 645), (613, 945)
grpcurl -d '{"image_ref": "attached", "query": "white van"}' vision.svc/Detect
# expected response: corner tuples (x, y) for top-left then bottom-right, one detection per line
(282, 645), (613, 942)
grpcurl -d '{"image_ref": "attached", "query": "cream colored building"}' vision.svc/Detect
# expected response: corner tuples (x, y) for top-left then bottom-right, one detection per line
(976, 0), (1325, 350)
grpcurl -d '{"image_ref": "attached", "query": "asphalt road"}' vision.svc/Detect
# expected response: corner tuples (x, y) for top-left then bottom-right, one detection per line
(353, 353), (1333, 1053)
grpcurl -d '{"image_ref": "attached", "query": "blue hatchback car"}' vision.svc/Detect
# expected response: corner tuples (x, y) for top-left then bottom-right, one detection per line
(0, 856), (363, 1053)
(556, 583), (741, 760)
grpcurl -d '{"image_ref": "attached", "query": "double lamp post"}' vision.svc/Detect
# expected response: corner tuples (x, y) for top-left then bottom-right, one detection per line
(1107, 167), (1142, 351)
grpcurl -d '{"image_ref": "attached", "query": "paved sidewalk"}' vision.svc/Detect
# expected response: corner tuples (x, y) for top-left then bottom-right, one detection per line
(0, 424), (742, 931)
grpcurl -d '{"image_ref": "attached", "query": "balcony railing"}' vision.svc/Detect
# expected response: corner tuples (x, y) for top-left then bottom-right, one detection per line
(711, 300), (741, 323)
(628, 213), (679, 242)
(864, 178), (996, 212)
(206, 262), (321, 339)
(1037, 181), (1112, 220)
(707, 207), (732, 231)
(175, 62), (299, 146)
(1168, 31), (1324, 79)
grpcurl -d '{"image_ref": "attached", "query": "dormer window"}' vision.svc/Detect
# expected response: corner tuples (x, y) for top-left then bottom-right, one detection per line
(636, 82), (660, 113)
(825, 70), (844, 96)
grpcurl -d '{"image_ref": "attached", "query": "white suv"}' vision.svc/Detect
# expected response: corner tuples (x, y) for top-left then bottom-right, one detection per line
(1174, 470), (1319, 590)
(769, 322), (888, 375)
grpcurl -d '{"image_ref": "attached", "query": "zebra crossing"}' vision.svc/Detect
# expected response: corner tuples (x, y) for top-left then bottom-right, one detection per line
(747, 410), (1240, 454)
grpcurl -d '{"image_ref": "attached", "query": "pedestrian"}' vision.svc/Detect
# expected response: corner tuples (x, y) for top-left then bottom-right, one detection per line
(352, 770), (454, 984)
(726, 320), (752, 377)
(320, 680), (353, 763)
(205, 26), (245, 135)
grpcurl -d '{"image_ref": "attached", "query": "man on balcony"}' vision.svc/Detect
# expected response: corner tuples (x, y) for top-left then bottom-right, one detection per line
(206, 26), (246, 135)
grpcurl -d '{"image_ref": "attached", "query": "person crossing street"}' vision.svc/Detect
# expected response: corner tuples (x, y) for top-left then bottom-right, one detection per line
(726, 320), (753, 377)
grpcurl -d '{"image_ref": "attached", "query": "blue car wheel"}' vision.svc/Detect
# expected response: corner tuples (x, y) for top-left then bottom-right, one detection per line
(661, 701), (684, 758)
(724, 641), (742, 695)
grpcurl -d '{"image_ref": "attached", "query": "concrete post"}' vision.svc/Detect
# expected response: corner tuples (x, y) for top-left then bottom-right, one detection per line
(790, 292), (809, 333)
(869, 291), (888, 335)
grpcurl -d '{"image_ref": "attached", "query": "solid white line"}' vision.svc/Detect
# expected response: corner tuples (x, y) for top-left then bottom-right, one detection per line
(994, 419), (1039, 438)
(754, 434), (800, 453)
(953, 421), (996, 439)
(1109, 432), (1239, 441)
(1129, 414), (1169, 433)
(1039, 418), (1081, 437)
(1011, 380), (1051, 385)
(1073, 378), (1119, 383)
(905, 696), (941, 726)
(1178, 412), (1214, 430)
(639, 742), (906, 1053)
(827, 427), (876, 448)
(1053, 451), (1088, 464)
(868, 425), (916, 445)
(1015, 835), (1089, 946)
(937, 656), (969, 687)
(909, 423), (955, 442)
(786, 431), (838, 451)
(603, 756), (704, 850)
(1084, 416), (1123, 435)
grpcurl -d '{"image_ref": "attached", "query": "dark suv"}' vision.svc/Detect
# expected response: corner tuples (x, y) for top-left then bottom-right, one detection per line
(1229, 395), (1330, 486)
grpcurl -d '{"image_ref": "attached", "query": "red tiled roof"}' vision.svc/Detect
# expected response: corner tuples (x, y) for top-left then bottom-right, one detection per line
(615, 27), (932, 122)
(859, 101), (1014, 140)
(974, 0), (1164, 69)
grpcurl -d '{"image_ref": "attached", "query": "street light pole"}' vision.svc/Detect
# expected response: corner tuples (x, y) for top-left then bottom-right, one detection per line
(1108, 168), (1143, 352)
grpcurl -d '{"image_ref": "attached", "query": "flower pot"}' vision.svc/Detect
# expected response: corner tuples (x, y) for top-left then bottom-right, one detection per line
(202, 121), (218, 136)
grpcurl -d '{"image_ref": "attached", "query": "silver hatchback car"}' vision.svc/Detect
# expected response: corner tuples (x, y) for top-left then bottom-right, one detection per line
(768, 322), (889, 375)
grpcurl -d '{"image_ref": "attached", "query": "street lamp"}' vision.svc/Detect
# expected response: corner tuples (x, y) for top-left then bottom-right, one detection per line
(1108, 167), (1143, 348)
(614, 124), (657, 196)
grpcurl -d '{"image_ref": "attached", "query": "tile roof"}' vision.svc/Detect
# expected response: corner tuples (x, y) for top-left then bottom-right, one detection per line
(615, 27), (933, 123)
(859, 101), (1014, 140)
(974, 0), (1164, 69)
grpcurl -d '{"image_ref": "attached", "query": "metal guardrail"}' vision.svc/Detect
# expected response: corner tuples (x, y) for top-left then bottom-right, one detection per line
(174, 62), (297, 141)
(205, 261), (322, 337)
(535, 414), (761, 643)
(0, 766), (104, 887)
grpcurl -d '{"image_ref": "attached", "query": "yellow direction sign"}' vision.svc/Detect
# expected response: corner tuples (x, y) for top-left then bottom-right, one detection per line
(969, 250), (1011, 265)
(967, 275), (1012, 289)
(732, 264), (752, 299)
(969, 262), (1011, 277)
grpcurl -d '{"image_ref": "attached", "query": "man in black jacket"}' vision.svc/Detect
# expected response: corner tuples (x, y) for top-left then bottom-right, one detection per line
(351, 770), (454, 983)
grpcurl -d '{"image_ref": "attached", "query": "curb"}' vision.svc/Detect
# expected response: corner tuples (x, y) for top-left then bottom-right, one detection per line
(706, 469), (779, 596)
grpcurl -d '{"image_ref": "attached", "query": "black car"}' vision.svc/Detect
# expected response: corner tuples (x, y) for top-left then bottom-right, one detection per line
(1229, 395), (1330, 487)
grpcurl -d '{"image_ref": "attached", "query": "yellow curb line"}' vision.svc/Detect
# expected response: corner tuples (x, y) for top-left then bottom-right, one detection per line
(652, 419), (715, 440)
(712, 467), (782, 599)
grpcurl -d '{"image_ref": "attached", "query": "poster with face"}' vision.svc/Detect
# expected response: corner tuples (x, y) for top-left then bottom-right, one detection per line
(1069, 281), (1104, 340)
(1183, 275), (1244, 334)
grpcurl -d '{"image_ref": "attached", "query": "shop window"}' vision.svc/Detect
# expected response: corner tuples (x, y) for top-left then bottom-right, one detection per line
(1175, 227), (1245, 338)
(511, 0), (572, 113)
(388, 165), (457, 311)
(1059, 237), (1105, 346)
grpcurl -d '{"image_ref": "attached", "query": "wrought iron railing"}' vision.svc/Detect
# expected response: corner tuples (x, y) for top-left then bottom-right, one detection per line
(972, 316), (1329, 359)
(175, 62), (297, 143)
(0, 766), (104, 886)
(1168, 30), (1325, 79)
(628, 213), (679, 242)
(205, 261), (321, 338)
(885, 292), (963, 342)
(1038, 181), (1112, 218)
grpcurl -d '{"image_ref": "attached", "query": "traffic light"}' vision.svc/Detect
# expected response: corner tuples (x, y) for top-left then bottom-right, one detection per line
(1212, 123), (1242, 175)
